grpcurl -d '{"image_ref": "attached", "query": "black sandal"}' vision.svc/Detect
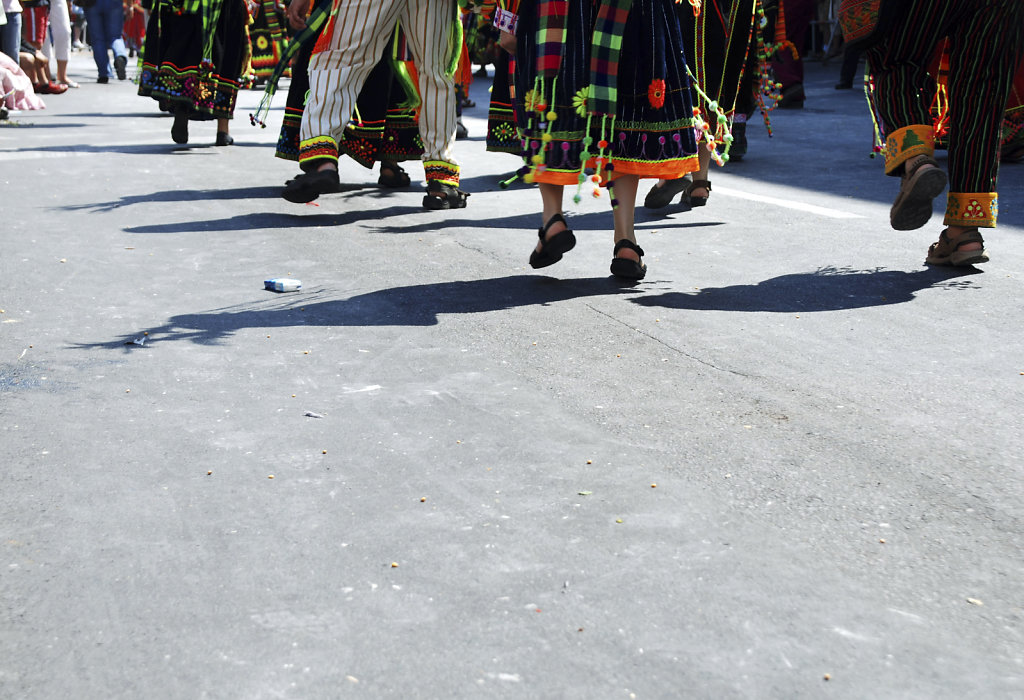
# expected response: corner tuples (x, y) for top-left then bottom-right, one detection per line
(378, 163), (410, 188)
(215, 132), (233, 147)
(529, 213), (576, 269)
(610, 239), (646, 280)
(422, 181), (470, 210)
(681, 179), (711, 207)
(282, 168), (342, 203)
(643, 176), (691, 209)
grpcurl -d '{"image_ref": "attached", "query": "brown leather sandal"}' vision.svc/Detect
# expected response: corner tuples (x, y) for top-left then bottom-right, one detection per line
(890, 155), (947, 230)
(925, 229), (989, 267)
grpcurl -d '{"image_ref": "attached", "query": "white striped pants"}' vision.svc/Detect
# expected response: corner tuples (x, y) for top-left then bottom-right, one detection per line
(299, 0), (460, 181)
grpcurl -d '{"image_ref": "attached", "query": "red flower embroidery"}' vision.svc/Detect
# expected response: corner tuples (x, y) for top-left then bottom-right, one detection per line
(648, 79), (666, 109)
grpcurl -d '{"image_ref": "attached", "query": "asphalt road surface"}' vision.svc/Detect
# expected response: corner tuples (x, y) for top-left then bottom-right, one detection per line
(2, 50), (1023, 699)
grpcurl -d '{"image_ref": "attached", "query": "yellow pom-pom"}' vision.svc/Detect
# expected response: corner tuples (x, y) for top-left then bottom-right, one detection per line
(546, 111), (558, 121)
(541, 133), (553, 143)
(523, 172), (536, 183)
(531, 154), (544, 165)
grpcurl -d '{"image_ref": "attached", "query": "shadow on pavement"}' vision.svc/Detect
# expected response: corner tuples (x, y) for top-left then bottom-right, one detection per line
(73, 275), (642, 349)
(122, 207), (404, 234)
(64, 185), (368, 212)
(633, 265), (982, 312)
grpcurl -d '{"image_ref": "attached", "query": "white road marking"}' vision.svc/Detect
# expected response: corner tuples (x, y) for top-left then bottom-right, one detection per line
(714, 184), (865, 219)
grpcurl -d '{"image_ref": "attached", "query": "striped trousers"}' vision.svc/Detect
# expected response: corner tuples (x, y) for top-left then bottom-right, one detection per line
(867, 0), (1024, 227)
(299, 0), (461, 185)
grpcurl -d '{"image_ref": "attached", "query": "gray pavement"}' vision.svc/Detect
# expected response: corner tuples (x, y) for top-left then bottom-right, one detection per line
(2, 51), (1023, 699)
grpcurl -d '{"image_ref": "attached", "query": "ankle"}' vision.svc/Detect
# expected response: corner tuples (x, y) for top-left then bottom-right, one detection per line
(945, 225), (978, 239)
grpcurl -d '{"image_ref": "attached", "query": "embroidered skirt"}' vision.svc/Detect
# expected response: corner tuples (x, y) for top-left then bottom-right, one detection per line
(513, 0), (699, 185)
(137, 0), (249, 121)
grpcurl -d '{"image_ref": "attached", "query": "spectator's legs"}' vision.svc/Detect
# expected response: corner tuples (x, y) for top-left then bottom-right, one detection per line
(85, 4), (112, 78)
(44, 0), (74, 84)
(1, 11), (22, 62)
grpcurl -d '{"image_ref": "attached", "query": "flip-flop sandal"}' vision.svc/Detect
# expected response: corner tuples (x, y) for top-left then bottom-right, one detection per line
(925, 229), (989, 267)
(282, 169), (342, 203)
(890, 156), (947, 230)
(529, 213), (576, 269)
(610, 239), (646, 280)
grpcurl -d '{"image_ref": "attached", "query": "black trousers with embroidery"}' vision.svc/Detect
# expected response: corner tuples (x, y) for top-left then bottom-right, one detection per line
(866, 0), (1024, 192)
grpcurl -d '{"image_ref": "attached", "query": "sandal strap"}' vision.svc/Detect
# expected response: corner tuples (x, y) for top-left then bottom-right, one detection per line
(945, 229), (985, 250)
(686, 179), (711, 194)
(613, 239), (645, 257)
(542, 212), (567, 235)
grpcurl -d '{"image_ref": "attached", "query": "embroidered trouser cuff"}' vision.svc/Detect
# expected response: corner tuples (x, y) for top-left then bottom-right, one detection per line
(424, 159), (459, 186)
(298, 136), (339, 172)
(945, 192), (998, 228)
(884, 125), (934, 175)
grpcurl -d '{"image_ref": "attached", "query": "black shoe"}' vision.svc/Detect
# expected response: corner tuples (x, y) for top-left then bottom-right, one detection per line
(215, 131), (234, 146)
(0, 106), (8, 121)
(114, 55), (127, 80)
(282, 168), (342, 203)
(455, 119), (469, 140)
(171, 112), (189, 144)
(422, 180), (469, 210)
(729, 122), (747, 161)
(97, 76), (109, 84)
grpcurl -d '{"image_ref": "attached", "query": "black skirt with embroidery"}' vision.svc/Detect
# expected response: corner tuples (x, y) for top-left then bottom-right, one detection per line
(138, 0), (249, 120)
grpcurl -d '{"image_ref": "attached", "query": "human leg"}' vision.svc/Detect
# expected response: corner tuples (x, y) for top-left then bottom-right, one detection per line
(215, 117), (233, 146)
(98, 0), (128, 79)
(609, 175), (646, 279)
(865, 0), (957, 230)
(84, 5), (112, 79)
(47, 0), (72, 84)
(529, 183), (576, 269)
(296, 0), (399, 173)
(942, 0), (1024, 230)
(2, 11), (23, 62)
(400, 0), (465, 208)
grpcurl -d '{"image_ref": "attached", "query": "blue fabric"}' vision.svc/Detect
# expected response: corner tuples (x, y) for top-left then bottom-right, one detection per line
(85, 0), (126, 78)
(1, 10), (22, 61)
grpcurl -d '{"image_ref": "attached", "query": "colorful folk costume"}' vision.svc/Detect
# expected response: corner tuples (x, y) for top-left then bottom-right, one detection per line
(645, 0), (769, 209)
(138, 0), (251, 144)
(513, 0), (699, 190)
(507, 0), (700, 279)
(260, 1), (423, 181)
(846, 0), (1024, 265)
(925, 39), (1024, 164)
(281, 0), (467, 210)
(248, 0), (287, 84)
